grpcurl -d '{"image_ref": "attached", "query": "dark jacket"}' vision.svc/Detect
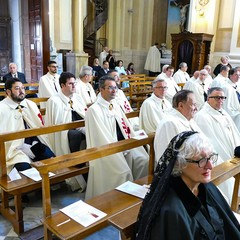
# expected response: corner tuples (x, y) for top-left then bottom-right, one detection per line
(150, 177), (240, 240)
(3, 72), (27, 83)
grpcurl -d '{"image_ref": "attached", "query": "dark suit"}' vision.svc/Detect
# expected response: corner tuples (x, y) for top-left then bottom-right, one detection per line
(3, 72), (27, 83)
(94, 68), (109, 90)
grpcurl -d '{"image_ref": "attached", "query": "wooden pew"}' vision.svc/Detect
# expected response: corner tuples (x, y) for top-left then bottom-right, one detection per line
(0, 83), (39, 97)
(107, 158), (240, 240)
(32, 132), (155, 240)
(0, 111), (139, 234)
(129, 81), (152, 110)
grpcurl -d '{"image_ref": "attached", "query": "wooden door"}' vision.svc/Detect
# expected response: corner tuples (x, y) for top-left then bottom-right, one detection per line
(29, 0), (49, 83)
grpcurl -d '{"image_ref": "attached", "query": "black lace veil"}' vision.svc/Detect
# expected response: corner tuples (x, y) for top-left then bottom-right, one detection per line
(136, 131), (198, 240)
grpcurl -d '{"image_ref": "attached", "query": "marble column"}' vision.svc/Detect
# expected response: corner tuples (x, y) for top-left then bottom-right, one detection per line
(66, 0), (88, 76)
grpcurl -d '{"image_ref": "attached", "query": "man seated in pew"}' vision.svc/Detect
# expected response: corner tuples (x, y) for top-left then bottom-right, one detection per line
(38, 60), (61, 107)
(139, 79), (172, 134)
(194, 87), (240, 203)
(108, 69), (139, 130)
(2, 62), (37, 98)
(136, 131), (240, 240)
(157, 65), (180, 103)
(173, 62), (190, 84)
(154, 89), (232, 203)
(221, 68), (240, 130)
(45, 72), (87, 191)
(76, 66), (96, 107)
(0, 78), (55, 173)
(45, 72), (87, 156)
(183, 69), (209, 110)
(85, 75), (149, 199)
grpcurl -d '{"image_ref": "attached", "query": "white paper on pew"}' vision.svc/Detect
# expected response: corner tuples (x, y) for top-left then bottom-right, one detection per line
(115, 181), (149, 199)
(60, 200), (107, 227)
(20, 167), (55, 181)
(233, 211), (240, 224)
(8, 167), (22, 181)
(132, 129), (148, 140)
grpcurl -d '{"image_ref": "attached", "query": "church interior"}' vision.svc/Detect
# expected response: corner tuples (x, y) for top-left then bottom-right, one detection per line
(1, 0), (240, 239)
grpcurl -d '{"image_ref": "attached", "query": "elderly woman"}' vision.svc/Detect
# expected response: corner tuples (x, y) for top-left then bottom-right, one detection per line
(136, 131), (240, 240)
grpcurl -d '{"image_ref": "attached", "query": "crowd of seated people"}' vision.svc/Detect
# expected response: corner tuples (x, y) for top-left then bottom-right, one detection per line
(1, 54), (240, 237)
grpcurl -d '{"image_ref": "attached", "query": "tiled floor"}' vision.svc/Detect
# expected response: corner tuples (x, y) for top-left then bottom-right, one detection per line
(0, 182), (119, 240)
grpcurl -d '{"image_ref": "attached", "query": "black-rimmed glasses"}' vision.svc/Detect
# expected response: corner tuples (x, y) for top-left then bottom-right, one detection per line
(185, 153), (218, 168)
(208, 96), (227, 100)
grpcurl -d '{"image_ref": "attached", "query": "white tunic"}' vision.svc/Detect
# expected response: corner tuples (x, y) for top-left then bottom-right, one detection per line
(183, 79), (209, 110)
(194, 102), (240, 161)
(160, 73), (180, 103)
(154, 109), (201, 163)
(210, 74), (228, 88)
(194, 102), (240, 204)
(144, 45), (161, 72)
(99, 50), (108, 66)
(85, 95), (149, 199)
(139, 93), (172, 134)
(0, 97), (52, 172)
(222, 79), (240, 130)
(173, 69), (190, 84)
(38, 72), (60, 97)
(75, 79), (96, 106)
(45, 91), (87, 156)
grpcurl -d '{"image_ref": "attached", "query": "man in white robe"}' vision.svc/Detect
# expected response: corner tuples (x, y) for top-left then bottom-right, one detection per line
(144, 43), (161, 76)
(45, 72), (87, 156)
(45, 72), (88, 191)
(108, 70), (139, 130)
(99, 46), (109, 67)
(194, 87), (240, 204)
(183, 69), (209, 110)
(0, 78), (54, 173)
(156, 64), (169, 79)
(76, 66), (96, 107)
(158, 65), (180, 103)
(139, 79), (172, 134)
(204, 64), (213, 86)
(222, 68), (240, 130)
(189, 70), (200, 82)
(173, 62), (190, 84)
(38, 60), (61, 108)
(85, 76), (149, 199)
(210, 65), (230, 88)
(154, 90), (200, 163)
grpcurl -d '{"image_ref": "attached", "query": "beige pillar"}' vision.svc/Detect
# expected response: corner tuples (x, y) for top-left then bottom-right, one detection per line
(66, 0), (88, 76)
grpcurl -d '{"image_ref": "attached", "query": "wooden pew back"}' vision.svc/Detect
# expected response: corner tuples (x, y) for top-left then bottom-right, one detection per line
(32, 132), (155, 240)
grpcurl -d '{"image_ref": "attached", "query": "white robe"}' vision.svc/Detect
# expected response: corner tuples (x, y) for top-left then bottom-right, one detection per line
(144, 45), (161, 72)
(160, 73), (180, 103)
(183, 79), (209, 110)
(99, 50), (108, 66)
(45, 91), (87, 156)
(38, 72), (61, 108)
(85, 95), (149, 199)
(194, 102), (240, 204)
(222, 79), (240, 130)
(0, 97), (52, 173)
(173, 69), (190, 84)
(139, 93), (172, 134)
(210, 74), (228, 88)
(154, 109), (201, 163)
(75, 79), (97, 106)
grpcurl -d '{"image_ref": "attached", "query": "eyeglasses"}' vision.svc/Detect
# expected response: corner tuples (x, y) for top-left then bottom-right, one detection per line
(12, 86), (25, 91)
(208, 96), (227, 101)
(155, 86), (168, 89)
(67, 82), (77, 86)
(185, 153), (218, 168)
(105, 86), (118, 91)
